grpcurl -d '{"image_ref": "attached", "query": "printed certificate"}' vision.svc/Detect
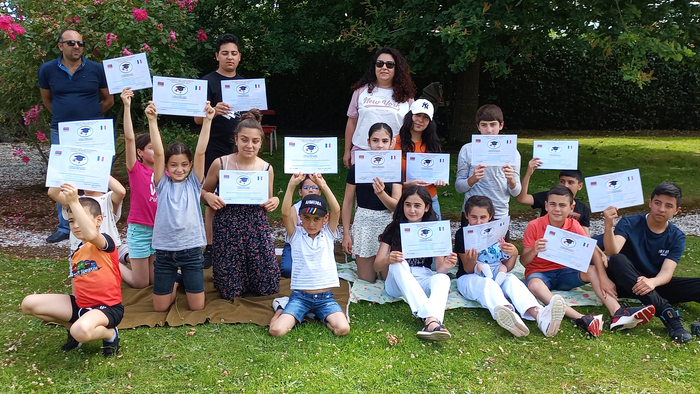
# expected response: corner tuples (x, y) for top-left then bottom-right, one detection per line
(103, 53), (152, 94)
(471, 134), (519, 166)
(405, 153), (450, 184)
(219, 170), (269, 205)
(585, 169), (643, 212)
(538, 225), (596, 272)
(284, 137), (338, 174)
(400, 220), (452, 259)
(152, 76), (208, 117)
(354, 150), (401, 183)
(532, 140), (579, 170)
(45, 145), (113, 192)
(221, 78), (268, 113)
(462, 216), (510, 252)
(57, 119), (115, 155)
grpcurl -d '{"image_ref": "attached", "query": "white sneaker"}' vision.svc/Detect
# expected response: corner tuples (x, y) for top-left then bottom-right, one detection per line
(494, 305), (530, 337)
(480, 264), (493, 279)
(494, 272), (507, 286)
(537, 294), (567, 337)
(272, 296), (289, 311)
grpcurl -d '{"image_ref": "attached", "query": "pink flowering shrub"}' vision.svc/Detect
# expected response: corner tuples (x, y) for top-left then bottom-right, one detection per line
(0, 14), (25, 41)
(133, 8), (148, 22)
(196, 29), (207, 43)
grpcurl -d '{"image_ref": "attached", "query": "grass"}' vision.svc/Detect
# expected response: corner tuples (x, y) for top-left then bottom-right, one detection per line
(1, 239), (700, 393)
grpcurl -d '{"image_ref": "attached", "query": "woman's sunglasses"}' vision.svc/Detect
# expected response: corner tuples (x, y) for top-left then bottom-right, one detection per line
(375, 60), (395, 69)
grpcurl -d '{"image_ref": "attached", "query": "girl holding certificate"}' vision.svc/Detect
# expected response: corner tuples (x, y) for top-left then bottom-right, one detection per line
(342, 123), (402, 282)
(394, 99), (447, 219)
(202, 110), (281, 300)
(374, 186), (458, 341)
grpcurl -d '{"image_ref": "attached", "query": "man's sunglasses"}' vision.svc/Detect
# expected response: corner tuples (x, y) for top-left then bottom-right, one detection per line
(60, 40), (85, 47)
(375, 60), (395, 69)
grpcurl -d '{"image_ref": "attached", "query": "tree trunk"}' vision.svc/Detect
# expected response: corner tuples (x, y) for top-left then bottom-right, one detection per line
(451, 57), (481, 144)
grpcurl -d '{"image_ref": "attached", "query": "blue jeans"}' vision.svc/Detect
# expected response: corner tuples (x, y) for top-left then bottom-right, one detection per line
(50, 127), (70, 234)
(431, 195), (441, 220)
(280, 243), (293, 278)
(153, 248), (205, 295)
(525, 267), (586, 291)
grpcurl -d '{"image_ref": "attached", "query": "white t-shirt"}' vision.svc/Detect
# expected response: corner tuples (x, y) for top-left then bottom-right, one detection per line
(287, 225), (340, 290)
(347, 86), (412, 151)
(69, 191), (122, 252)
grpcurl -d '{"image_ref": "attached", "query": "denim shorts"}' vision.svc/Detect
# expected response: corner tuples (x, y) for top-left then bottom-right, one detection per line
(127, 223), (155, 259)
(153, 248), (204, 295)
(525, 267), (586, 291)
(283, 290), (343, 323)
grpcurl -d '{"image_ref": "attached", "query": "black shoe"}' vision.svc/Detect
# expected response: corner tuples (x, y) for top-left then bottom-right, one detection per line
(46, 231), (69, 243)
(102, 329), (120, 358)
(690, 321), (700, 337)
(202, 245), (212, 269)
(61, 330), (81, 351)
(659, 308), (692, 343)
(610, 304), (655, 330)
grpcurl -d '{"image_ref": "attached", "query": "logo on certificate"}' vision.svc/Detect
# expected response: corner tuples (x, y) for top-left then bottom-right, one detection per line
(606, 180), (621, 190)
(120, 62), (132, 73)
(421, 158), (434, 167)
(237, 85), (249, 94)
(172, 84), (188, 95)
(77, 126), (93, 137)
(303, 144), (319, 154)
(418, 228), (433, 239)
(549, 146), (561, 153)
(561, 237), (576, 248)
(236, 176), (251, 186)
(372, 156), (385, 165)
(488, 140), (501, 149)
(70, 153), (89, 166)
(481, 227), (493, 236)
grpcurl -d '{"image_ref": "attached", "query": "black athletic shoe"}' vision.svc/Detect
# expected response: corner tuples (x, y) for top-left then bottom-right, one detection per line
(61, 330), (81, 351)
(659, 308), (692, 343)
(690, 321), (700, 337)
(46, 231), (69, 243)
(610, 304), (655, 330)
(202, 245), (213, 269)
(102, 330), (120, 358)
(574, 314), (603, 337)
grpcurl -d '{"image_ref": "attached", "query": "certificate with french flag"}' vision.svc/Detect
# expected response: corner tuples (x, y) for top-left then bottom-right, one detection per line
(284, 137), (338, 174)
(532, 140), (579, 170)
(538, 225), (596, 272)
(462, 216), (510, 252)
(103, 53), (152, 94)
(218, 170), (269, 205)
(152, 76), (208, 117)
(221, 78), (268, 113)
(354, 150), (401, 183)
(471, 134), (519, 166)
(45, 145), (113, 192)
(58, 119), (115, 155)
(405, 152), (450, 185)
(400, 220), (452, 259)
(585, 168), (643, 212)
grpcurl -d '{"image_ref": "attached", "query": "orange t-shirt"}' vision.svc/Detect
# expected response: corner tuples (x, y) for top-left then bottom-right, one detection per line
(69, 234), (122, 308)
(394, 135), (437, 198)
(522, 214), (586, 279)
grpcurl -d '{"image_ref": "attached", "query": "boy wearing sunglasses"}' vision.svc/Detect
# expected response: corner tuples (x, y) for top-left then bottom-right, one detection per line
(279, 175), (323, 277)
(38, 28), (114, 244)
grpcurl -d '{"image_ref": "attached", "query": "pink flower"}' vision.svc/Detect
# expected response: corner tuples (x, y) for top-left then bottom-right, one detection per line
(12, 148), (23, 157)
(133, 8), (148, 22)
(22, 156), (30, 163)
(142, 43), (152, 51)
(11, 24), (24, 34)
(0, 15), (11, 31)
(94, 0), (105, 4)
(169, 30), (177, 41)
(196, 29), (207, 43)
(105, 33), (118, 47)
(72, 17), (81, 24)
(23, 105), (41, 125)
(122, 47), (133, 56)
(156, 23), (163, 30)
(36, 130), (46, 141)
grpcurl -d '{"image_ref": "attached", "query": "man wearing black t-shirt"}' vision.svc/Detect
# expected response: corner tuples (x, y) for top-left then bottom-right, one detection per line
(195, 33), (244, 268)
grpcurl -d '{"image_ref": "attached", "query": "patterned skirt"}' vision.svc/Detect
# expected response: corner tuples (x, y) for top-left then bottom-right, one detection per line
(212, 204), (280, 299)
(351, 207), (393, 258)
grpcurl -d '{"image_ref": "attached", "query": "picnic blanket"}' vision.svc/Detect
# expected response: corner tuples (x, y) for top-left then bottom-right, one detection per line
(118, 270), (351, 329)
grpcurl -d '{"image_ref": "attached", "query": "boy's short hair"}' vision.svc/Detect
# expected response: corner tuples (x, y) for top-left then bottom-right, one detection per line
(216, 33), (239, 52)
(64, 197), (102, 219)
(546, 184), (574, 204)
(475, 104), (503, 124)
(559, 170), (583, 183)
(651, 182), (682, 207)
(464, 195), (495, 219)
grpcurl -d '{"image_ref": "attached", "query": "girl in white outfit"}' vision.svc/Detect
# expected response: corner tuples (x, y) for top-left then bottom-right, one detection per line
(374, 185), (457, 341)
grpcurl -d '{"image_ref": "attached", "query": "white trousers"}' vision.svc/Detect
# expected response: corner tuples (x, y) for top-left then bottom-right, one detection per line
(457, 273), (540, 321)
(384, 262), (450, 322)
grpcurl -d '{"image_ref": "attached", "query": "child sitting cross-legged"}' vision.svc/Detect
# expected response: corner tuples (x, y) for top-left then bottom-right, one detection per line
(22, 184), (123, 357)
(455, 195), (566, 337)
(269, 173), (350, 337)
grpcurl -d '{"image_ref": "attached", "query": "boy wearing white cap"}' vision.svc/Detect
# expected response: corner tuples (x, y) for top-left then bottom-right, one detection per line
(395, 98), (447, 219)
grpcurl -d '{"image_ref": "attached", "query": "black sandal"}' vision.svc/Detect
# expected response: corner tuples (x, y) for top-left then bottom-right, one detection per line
(416, 319), (451, 341)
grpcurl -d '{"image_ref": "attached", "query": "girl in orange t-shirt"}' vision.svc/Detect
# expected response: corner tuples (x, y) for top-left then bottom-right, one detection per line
(394, 99), (447, 219)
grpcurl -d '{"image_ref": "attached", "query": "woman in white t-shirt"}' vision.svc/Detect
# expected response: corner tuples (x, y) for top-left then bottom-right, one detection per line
(343, 47), (416, 169)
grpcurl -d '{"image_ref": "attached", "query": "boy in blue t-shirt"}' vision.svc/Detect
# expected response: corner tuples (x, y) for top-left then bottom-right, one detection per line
(603, 182), (700, 343)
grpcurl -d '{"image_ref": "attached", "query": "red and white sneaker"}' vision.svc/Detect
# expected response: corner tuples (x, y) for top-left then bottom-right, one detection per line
(575, 314), (603, 337)
(610, 305), (656, 331)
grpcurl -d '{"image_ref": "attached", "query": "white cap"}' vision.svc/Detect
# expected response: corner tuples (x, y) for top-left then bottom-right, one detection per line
(410, 99), (434, 121)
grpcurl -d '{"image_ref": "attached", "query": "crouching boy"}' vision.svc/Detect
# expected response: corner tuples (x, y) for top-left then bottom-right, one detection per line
(269, 173), (350, 337)
(22, 184), (123, 357)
